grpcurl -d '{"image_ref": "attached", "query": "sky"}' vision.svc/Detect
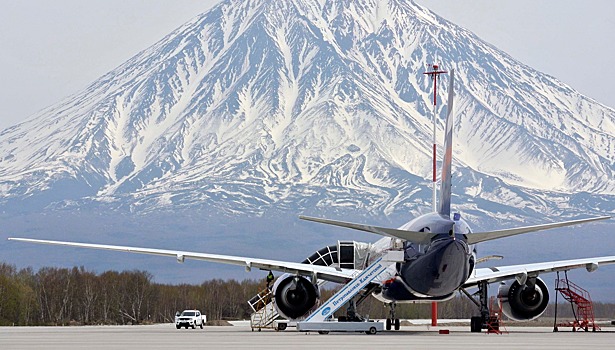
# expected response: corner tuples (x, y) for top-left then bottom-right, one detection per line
(0, 0), (614, 131)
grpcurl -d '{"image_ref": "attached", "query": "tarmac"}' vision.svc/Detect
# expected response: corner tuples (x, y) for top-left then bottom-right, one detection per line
(2, 322), (615, 350)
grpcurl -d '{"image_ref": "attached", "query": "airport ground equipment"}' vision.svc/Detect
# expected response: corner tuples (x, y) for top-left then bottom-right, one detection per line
(248, 287), (280, 331)
(486, 296), (507, 334)
(298, 319), (383, 335)
(297, 250), (403, 334)
(248, 279), (329, 331)
(553, 271), (600, 332)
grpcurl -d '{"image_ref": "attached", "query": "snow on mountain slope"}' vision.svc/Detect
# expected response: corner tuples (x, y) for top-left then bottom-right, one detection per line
(0, 0), (613, 220)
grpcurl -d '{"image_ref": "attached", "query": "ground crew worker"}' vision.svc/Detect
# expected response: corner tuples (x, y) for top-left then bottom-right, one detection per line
(266, 271), (274, 290)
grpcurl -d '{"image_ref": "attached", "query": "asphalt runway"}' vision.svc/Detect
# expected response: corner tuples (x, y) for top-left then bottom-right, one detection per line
(2, 323), (615, 350)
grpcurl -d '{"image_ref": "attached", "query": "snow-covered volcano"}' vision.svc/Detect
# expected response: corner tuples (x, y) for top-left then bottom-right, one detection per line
(0, 0), (613, 221)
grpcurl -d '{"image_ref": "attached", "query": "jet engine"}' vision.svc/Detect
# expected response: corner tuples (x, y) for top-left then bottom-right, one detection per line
(497, 277), (549, 321)
(272, 274), (319, 320)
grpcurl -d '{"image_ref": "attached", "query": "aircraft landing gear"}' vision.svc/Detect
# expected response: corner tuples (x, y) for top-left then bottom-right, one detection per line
(470, 316), (482, 333)
(385, 302), (400, 331)
(462, 281), (490, 333)
(344, 299), (364, 322)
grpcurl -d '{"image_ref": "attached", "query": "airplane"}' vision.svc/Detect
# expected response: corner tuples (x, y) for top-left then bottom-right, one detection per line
(9, 69), (613, 332)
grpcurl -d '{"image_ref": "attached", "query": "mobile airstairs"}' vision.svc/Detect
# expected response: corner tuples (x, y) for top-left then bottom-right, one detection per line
(248, 288), (280, 331)
(297, 250), (404, 334)
(248, 250), (402, 333)
(553, 271), (600, 332)
(248, 280), (328, 331)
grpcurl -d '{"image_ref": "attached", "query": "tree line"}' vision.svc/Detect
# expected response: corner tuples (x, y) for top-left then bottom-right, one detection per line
(1, 262), (613, 326)
(0, 263), (262, 326)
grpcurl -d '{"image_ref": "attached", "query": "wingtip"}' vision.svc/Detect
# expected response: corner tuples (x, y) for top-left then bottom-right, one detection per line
(8, 237), (30, 242)
(586, 215), (611, 222)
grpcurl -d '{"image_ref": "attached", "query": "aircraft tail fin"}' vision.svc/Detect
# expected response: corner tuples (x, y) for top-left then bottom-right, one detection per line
(438, 69), (455, 218)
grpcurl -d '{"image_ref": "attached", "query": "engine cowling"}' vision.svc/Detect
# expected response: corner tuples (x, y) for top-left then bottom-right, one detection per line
(272, 274), (319, 320)
(497, 277), (549, 321)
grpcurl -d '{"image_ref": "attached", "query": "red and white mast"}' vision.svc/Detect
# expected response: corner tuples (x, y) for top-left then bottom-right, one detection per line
(423, 64), (447, 212)
(423, 63), (447, 327)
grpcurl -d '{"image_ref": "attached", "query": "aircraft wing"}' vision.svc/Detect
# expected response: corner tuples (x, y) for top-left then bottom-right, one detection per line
(8, 238), (359, 284)
(464, 255), (615, 287)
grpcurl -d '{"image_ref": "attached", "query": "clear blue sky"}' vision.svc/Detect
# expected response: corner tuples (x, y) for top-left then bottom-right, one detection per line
(1, 0), (613, 130)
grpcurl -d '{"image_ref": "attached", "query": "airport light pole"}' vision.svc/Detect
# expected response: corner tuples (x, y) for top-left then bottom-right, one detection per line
(424, 63), (447, 327)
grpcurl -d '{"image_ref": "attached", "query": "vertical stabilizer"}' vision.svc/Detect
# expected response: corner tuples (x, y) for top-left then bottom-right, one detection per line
(438, 69), (455, 217)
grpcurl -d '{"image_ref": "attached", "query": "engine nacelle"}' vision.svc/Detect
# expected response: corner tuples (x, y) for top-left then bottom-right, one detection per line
(272, 274), (319, 320)
(497, 277), (549, 321)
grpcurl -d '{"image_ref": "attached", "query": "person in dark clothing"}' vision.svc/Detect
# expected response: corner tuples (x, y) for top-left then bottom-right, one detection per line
(266, 271), (274, 290)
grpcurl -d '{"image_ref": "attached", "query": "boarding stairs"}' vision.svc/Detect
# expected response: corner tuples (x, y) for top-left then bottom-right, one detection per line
(248, 287), (278, 331)
(248, 280), (329, 331)
(297, 250), (404, 333)
(554, 274), (599, 332)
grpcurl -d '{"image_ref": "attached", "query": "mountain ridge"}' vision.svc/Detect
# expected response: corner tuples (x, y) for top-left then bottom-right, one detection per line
(0, 0), (613, 222)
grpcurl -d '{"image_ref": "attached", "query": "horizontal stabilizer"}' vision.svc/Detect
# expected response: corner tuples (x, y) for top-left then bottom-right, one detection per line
(467, 216), (610, 245)
(299, 215), (437, 244)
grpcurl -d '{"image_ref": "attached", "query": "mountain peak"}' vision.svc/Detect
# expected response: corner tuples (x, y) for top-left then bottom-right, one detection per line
(0, 0), (613, 220)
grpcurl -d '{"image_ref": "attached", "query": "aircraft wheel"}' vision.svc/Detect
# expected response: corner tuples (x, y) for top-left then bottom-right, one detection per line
(394, 318), (400, 330)
(470, 316), (482, 333)
(386, 318), (391, 330)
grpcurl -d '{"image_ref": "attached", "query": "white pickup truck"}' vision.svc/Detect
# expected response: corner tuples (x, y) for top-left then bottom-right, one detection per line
(175, 310), (206, 329)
